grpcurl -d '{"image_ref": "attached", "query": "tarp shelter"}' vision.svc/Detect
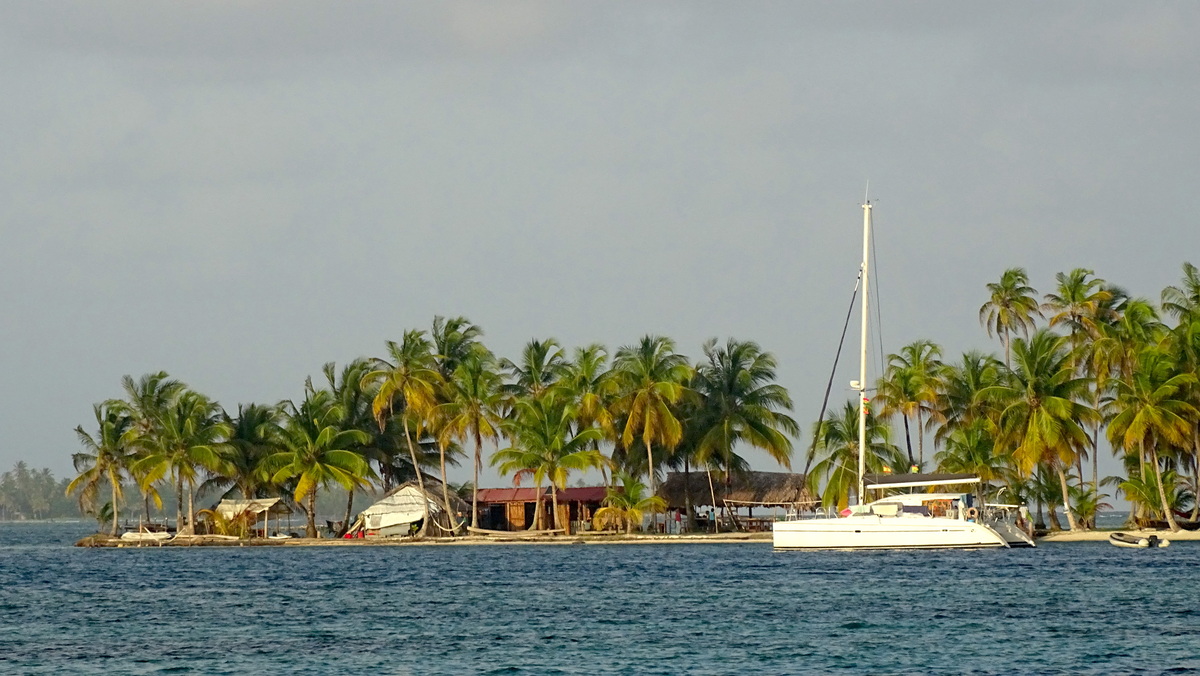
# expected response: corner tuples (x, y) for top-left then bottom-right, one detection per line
(352, 481), (467, 537)
(213, 498), (292, 536)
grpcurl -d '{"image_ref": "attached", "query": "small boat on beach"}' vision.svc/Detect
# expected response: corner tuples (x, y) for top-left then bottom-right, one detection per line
(119, 530), (172, 543)
(1109, 532), (1170, 549)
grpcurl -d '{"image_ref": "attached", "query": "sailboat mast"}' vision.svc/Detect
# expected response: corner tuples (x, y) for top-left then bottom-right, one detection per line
(857, 202), (872, 505)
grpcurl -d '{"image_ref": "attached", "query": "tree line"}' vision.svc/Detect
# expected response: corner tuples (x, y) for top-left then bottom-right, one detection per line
(807, 263), (1200, 533)
(0, 462), (77, 520)
(68, 317), (798, 537)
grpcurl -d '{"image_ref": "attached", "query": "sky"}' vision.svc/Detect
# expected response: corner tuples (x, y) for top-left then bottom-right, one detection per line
(2, 2), (1198, 492)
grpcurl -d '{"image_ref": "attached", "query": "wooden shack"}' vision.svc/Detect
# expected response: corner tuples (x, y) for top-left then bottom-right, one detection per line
(475, 486), (608, 534)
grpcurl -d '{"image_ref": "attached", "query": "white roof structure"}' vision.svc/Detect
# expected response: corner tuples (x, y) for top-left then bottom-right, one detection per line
(361, 485), (441, 530)
(215, 498), (291, 521)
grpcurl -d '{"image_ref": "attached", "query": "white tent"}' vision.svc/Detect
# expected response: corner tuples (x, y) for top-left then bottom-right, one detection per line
(360, 485), (441, 536)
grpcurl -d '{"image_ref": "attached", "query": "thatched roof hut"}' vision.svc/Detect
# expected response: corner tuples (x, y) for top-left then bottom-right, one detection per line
(659, 470), (815, 510)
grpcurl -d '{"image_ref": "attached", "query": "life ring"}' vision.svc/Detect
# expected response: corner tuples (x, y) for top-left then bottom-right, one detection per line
(965, 507), (979, 520)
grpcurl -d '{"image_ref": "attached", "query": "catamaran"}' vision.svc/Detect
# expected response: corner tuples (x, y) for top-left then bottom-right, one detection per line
(772, 202), (1033, 550)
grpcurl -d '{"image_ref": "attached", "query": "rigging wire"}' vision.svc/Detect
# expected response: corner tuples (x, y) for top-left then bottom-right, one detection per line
(799, 272), (862, 482)
(871, 208), (887, 376)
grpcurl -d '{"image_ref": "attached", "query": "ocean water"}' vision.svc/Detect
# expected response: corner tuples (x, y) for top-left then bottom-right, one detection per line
(1, 522), (1198, 675)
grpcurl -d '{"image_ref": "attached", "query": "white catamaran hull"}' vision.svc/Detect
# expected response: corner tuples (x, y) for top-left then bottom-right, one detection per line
(773, 516), (1009, 550)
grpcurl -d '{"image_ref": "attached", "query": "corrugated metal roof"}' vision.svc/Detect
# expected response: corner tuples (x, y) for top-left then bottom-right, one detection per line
(475, 486), (608, 503)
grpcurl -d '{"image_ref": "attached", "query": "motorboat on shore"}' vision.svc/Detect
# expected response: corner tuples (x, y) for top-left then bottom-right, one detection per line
(773, 201), (1025, 551)
(1109, 532), (1170, 549)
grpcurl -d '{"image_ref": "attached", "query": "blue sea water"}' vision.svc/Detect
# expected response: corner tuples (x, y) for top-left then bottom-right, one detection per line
(1, 522), (1198, 675)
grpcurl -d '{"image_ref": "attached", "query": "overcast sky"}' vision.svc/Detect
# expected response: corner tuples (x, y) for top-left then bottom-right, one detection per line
(2, 2), (1198, 491)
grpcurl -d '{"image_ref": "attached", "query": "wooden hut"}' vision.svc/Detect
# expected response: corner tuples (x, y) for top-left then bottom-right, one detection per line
(475, 486), (607, 535)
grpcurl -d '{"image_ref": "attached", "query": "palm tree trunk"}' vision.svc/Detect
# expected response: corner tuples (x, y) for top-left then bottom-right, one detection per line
(644, 437), (656, 495)
(1191, 429), (1200, 522)
(529, 482), (543, 531)
(403, 422), (425, 493)
(916, 410), (925, 469)
(1148, 441), (1181, 532)
(340, 488), (354, 537)
(705, 469), (718, 533)
(551, 485), (560, 532)
(175, 474), (184, 532)
(1056, 466), (1078, 531)
(683, 457), (695, 532)
(902, 415), (914, 466)
(437, 442), (457, 535)
(471, 428), (482, 530)
(306, 490), (317, 538)
(186, 477), (196, 535)
(110, 473), (120, 536)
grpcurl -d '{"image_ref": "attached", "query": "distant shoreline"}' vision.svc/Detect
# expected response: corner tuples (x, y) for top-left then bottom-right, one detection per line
(75, 529), (1200, 547)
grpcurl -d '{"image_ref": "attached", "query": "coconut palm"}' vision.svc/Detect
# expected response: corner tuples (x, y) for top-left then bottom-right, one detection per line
(593, 473), (667, 533)
(979, 267), (1042, 369)
(431, 315), (484, 379)
(131, 390), (232, 534)
(322, 359), (379, 534)
(205, 403), (283, 500)
(265, 388), (372, 538)
(119, 371), (185, 437)
(1043, 268), (1111, 489)
(67, 402), (135, 535)
(934, 420), (1011, 503)
(559, 344), (618, 439)
(501, 338), (568, 402)
(365, 330), (443, 493)
(438, 351), (504, 529)
(806, 401), (904, 510)
(1106, 348), (1197, 532)
(934, 351), (1003, 445)
(876, 340), (944, 469)
(690, 338), (798, 526)
(1161, 261), (1200, 322)
(492, 393), (606, 531)
(612, 335), (692, 493)
(981, 329), (1096, 531)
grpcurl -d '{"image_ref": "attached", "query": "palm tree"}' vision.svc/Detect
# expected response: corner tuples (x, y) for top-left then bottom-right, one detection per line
(501, 338), (568, 401)
(934, 420), (1011, 503)
(934, 351), (1003, 445)
(1043, 268), (1111, 489)
(120, 371), (185, 436)
(1161, 261), (1200, 322)
(691, 338), (798, 526)
(876, 340), (943, 469)
(431, 315), (485, 379)
(206, 403), (282, 500)
(558, 344), (618, 485)
(492, 394), (606, 531)
(265, 389), (372, 538)
(806, 401), (904, 510)
(67, 402), (135, 535)
(593, 473), (667, 533)
(981, 329), (1096, 531)
(323, 359), (379, 534)
(1162, 263), (1200, 518)
(131, 390), (232, 534)
(612, 335), (692, 494)
(365, 330), (443, 494)
(439, 351), (504, 529)
(979, 267), (1042, 369)
(1106, 348), (1197, 532)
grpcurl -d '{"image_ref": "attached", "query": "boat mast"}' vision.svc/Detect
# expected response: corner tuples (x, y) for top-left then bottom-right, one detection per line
(857, 201), (872, 505)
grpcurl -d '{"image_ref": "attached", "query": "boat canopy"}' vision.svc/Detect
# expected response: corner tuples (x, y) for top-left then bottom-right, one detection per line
(864, 473), (981, 490)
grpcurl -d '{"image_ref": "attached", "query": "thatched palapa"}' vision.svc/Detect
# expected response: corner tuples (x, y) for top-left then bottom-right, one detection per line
(659, 471), (815, 510)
